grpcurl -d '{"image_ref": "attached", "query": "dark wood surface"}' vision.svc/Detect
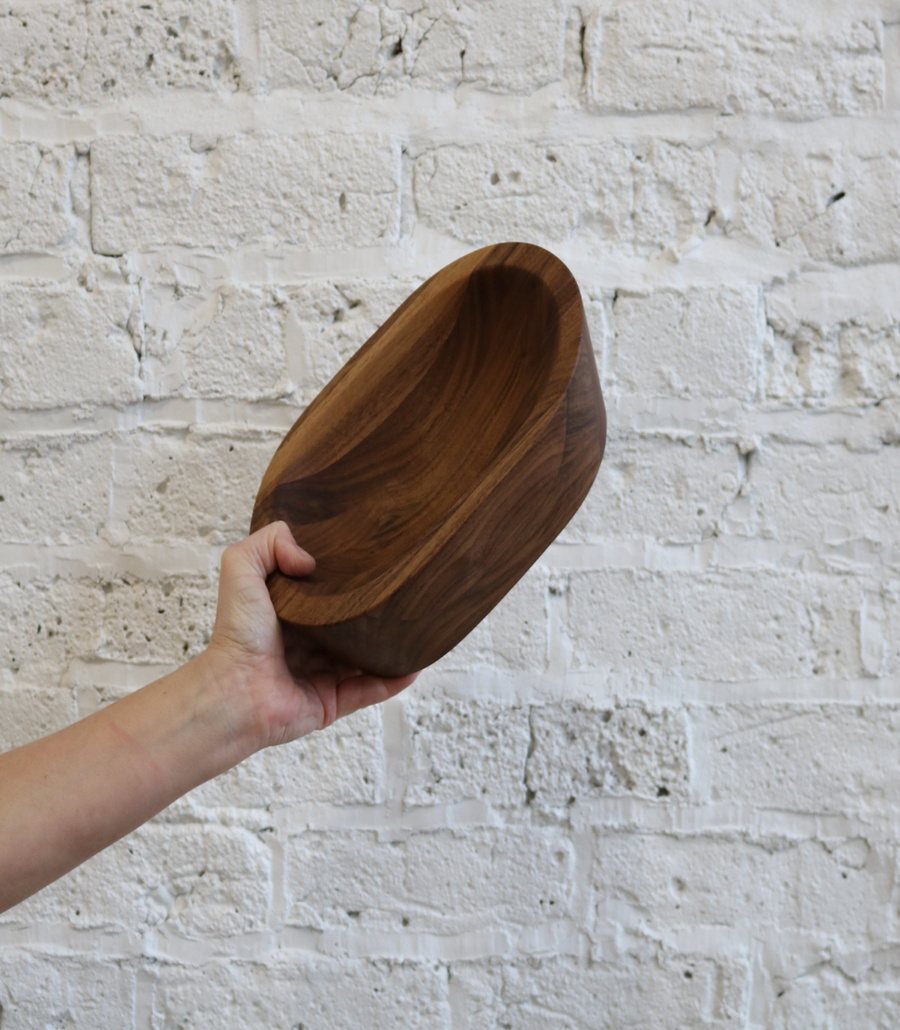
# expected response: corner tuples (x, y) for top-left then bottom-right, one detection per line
(251, 242), (606, 676)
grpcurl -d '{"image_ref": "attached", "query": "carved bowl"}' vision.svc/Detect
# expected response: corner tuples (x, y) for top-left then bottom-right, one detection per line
(251, 242), (606, 676)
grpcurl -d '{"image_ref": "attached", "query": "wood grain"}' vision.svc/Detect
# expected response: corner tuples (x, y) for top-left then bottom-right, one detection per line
(251, 242), (606, 676)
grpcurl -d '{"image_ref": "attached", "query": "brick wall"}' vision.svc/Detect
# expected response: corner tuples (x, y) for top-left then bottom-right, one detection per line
(1, 1), (899, 1026)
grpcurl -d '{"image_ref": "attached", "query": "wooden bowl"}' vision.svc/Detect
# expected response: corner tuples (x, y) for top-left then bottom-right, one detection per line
(250, 242), (606, 676)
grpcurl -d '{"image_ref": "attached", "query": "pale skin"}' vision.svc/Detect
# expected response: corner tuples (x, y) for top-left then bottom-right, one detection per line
(0, 521), (417, 914)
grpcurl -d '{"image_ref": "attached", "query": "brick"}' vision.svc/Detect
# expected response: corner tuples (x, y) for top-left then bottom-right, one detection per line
(587, 1), (883, 117)
(5, 823), (271, 937)
(0, 0), (240, 104)
(140, 285), (289, 400)
(403, 827), (572, 933)
(285, 830), (404, 931)
(259, 0), (567, 96)
(736, 139), (900, 266)
(559, 434), (742, 545)
(592, 830), (891, 938)
(153, 958), (450, 1030)
(719, 440), (900, 549)
(526, 702), (690, 805)
(0, 954), (134, 1030)
(457, 0), (569, 95)
(0, 433), (113, 543)
(81, 0), (242, 98)
(283, 278), (420, 404)
(0, 574), (104, 681)
(761, 962), (900, 1029)
(693, 704), (900, 812)
(99, 574), (216, 663)
(0, 144), (73, 253)
(610, 286), (763, 399)
(0, 685), (76, 752)
(765, 265), (900, 406)
(402, 693), (530, 808)
(448, 955), (749, 1028)
(191, 705), (385, 807)
(135, 824), (271, 937)
(260, 0), (461, 94)
(413, 139), (715, 254)
(0, 285), (142, 409)
(91, 134), (400, 254)
(564, 569), (863, 680)
(0, 4), (86, 104)
(286, 826), (573, 933)
(115, 428), (280, 545)
(432, 566), (548, 673)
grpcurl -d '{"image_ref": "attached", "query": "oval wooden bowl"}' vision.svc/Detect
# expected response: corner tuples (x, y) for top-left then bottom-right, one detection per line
(251, 242), (606, 676)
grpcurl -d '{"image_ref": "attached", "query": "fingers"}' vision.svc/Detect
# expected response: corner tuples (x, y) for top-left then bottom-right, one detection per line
(225, 521), (316, 582)
(273, 522), (316, 579)
(333, 671), (419, 723)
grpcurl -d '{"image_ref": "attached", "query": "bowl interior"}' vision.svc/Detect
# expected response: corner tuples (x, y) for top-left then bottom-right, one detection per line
(267, 263), (562, 596)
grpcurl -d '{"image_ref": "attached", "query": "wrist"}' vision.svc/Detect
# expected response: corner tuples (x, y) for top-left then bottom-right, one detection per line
(192, 645), (270, 767)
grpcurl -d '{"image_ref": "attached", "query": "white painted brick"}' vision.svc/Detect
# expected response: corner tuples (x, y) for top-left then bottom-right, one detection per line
(760, 962), (900, 1029)
(191, 705), (385, 807)
(0, 285), (142, 409)
(0, 574), (104, 681)
(0, 0), (240, 104)
(139, 285), (288, 400)
(693, 704), (900, 812)
(260, 0), (567, 96)
(81, 0), (242, 98)
(447, 955), (749, 1028)
(283, 278), (420, 403)
(260, 0), (460, 94)
(526, 702), (690, 804)
(0, 4), (86, 105)
(560, 434), (742, 545)
(765, 265), (900, 406)
(286, 826), (573, 933)
(116, 428), (279, 545)
(0, 685), (76, 751)
(99, 574), (216, 663)
(564, 569), (863, 680)
(402, 827), (572, 932)
(134, 824), (271, 937)
(153, 958), (450, 1030)
(402, 693), (530, 808)
(587, 1), (884, 117)
(592, 830), (891, 938)
(91, 134), (400, 255)
(413, 139), (715, 253)
(736, 138), (900, 266)
(432, 566), (548, 673)
(0, 144), (72, 253)
(720, 440), (900, 549)
(286, 830), (404, 931)
(0, 954), (134, 1030)
(458, 0), (569, 95)
(610, 286), (763, 399)
(0, 433), (113, 543)
(5, 824), (271, 937)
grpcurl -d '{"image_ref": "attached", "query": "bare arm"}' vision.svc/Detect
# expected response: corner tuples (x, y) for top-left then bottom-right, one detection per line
(0, 522), (416, 913)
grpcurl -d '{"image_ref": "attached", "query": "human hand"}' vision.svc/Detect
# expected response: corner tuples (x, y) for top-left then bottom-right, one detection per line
(207, 521), (418, 751)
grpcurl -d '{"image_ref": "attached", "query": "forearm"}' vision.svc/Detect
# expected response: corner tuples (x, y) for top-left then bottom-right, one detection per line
(0, 650), (259, 914)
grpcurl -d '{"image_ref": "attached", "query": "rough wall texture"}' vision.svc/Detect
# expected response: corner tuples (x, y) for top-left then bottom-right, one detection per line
(1, 1), (900, 1026)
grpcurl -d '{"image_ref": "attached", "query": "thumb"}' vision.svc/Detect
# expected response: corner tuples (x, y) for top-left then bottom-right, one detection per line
(236, 521), (316, 581)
